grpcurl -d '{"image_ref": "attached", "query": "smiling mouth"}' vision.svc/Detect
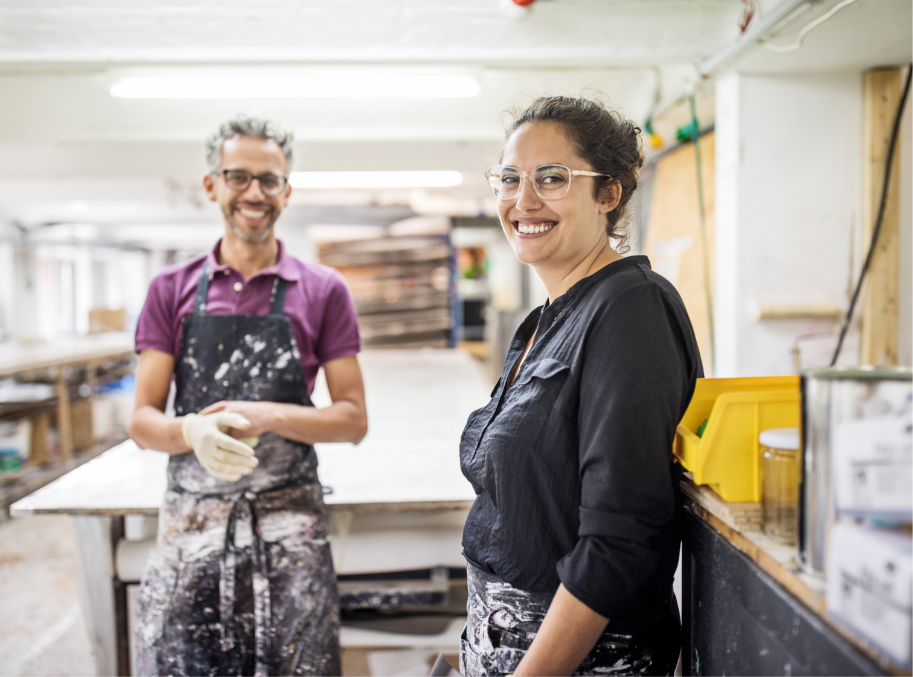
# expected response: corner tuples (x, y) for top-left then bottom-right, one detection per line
(238, 207), (268, 220)
(515, 221), (556, 235)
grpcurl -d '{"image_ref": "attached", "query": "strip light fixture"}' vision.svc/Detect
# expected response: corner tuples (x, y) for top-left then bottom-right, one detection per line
(289, 171), (463, 189)
(110, 75), (480, 99)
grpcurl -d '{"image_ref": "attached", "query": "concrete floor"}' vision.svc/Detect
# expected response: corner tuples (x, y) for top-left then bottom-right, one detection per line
(0, 514), (96, 676)
(0, 514), (456, 677)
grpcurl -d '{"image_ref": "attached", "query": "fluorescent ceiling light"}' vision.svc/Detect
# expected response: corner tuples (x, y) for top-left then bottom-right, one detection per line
(289, 171), (463, 189)
(110, 76), (480, 99)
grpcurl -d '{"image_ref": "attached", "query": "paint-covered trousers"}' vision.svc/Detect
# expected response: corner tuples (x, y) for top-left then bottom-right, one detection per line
(460, 563), (680, 676)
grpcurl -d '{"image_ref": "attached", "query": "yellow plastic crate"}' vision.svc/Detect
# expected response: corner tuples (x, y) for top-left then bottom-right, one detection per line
(674, 376), (800, 503)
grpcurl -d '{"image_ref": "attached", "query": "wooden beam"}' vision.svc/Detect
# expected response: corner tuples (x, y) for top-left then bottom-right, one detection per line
(860, 68), (903, 366)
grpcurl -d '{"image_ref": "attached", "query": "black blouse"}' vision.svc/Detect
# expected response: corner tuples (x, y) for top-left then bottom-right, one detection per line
(460, 256), (702, 621)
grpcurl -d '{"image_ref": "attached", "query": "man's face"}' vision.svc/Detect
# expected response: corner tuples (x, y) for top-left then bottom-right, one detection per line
(203, 135), (291, 245)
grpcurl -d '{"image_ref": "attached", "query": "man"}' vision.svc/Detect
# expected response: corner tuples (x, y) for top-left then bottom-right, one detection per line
(130, 116), (367, 676)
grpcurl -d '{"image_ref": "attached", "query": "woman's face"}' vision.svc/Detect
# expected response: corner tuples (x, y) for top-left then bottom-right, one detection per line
(497, 121), (618, 271)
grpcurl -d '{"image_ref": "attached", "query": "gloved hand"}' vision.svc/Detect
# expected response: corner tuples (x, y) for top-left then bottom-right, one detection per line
(181, 412), (260, 481)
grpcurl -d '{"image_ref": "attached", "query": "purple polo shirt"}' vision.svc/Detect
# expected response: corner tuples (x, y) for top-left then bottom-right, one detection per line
(135, 239), (360, 395)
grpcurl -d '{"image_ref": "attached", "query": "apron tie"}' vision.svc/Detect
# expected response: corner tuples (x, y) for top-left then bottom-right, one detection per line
(221, 490), (271, 677)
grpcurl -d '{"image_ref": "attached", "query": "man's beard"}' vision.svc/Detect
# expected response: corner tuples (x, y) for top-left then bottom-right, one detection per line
(224, 202), (277, 244)
(227, 218), (275, 244)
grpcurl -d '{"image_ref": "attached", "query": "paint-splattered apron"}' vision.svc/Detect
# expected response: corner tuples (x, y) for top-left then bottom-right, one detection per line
(460, 564), (680, 677)
(136, 263), (341, 677)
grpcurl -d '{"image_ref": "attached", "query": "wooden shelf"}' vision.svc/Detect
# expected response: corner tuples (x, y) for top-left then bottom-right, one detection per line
(683, 477), (909, 675)
(319, 237), (454, 349)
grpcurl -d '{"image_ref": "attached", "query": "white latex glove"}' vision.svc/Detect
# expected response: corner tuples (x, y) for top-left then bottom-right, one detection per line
(181, 412), (259, 481)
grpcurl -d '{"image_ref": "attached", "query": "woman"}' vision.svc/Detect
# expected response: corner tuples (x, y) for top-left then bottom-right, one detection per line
(459, 95), (702, 676)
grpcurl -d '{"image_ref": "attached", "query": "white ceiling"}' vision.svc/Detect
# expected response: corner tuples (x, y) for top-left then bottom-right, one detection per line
(0, 0), (909, 234)
(0, 0), (742, 66)
(0, 0), (742, 149)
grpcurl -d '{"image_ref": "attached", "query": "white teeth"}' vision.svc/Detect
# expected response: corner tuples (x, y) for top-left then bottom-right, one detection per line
(518, 223), (554, 234)
(239, 209), (267, 218)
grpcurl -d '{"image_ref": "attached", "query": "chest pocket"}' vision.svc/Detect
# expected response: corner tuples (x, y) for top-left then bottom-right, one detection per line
(487, 358), (570, 448)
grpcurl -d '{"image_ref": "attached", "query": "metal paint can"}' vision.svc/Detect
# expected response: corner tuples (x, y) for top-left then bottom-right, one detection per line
(799, 366), (912, 576)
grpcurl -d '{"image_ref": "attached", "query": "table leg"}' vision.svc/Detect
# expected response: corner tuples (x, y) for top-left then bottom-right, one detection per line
(72, 516), (123, 676)
(56, 368), (73, 463)
(111, 517), (130, 676)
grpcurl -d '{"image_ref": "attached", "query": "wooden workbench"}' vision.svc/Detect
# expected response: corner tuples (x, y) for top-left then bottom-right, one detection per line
(11, 348), (491, 676)
(681, 477), (907, 676)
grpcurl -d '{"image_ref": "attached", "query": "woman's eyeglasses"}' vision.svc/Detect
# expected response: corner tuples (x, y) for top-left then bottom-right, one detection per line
(215, 169), (288, 196)
(485, 164), (611, 201)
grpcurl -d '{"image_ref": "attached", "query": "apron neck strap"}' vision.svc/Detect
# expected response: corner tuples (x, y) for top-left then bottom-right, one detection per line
(194, 261), (211, 316)
(195, 261), (288, 317)
(269, 277), (288, 316)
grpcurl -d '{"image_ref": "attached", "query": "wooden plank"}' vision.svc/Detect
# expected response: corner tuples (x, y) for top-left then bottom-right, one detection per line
(643, 133), (716, 375)
(861, 68), (903, 366)
(680, 476), (762, 531)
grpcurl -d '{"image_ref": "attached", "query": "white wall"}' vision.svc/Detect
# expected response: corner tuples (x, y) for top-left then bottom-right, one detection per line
(0, 239), (14, 339)
(715, 72), (864, 376)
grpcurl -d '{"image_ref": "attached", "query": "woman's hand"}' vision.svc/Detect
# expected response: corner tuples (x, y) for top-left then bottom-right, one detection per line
(198, 401), (277, 438)
(513, 584), (609, 676)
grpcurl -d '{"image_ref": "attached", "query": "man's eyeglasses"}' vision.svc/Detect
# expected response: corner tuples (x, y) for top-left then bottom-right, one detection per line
(215, 169), (288, 196)
(485, 164), (612, 201)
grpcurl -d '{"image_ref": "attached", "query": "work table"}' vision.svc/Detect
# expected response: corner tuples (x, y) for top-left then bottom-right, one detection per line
(681, 477), (906, 676)
(10, 434), (477, 518)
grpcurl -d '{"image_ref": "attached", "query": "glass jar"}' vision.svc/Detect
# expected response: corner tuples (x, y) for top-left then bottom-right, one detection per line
(760, 427), (801, 545)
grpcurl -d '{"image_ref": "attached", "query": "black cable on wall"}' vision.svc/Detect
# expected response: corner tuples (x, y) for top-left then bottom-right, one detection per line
(831, 66), (912, 367)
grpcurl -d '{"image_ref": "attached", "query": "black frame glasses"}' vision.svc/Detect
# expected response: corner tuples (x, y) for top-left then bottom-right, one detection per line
(214, 169), (289, 196)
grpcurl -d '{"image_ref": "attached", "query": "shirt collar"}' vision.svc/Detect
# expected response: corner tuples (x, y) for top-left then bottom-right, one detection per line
(206, 238), (300, 282)
(541, 255), (649, 323)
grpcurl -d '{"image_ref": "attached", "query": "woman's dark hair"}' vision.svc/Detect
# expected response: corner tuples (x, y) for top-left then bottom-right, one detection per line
(504, 95), (643, 252)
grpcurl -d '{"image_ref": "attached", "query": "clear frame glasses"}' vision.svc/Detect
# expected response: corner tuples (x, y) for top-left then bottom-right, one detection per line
(215, 169), (288, 196)
(485, 164), (612, 201)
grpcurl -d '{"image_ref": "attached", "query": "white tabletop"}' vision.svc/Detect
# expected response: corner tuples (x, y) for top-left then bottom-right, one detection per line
(11, 349), (490, 517)
(0, 333), (135, 378)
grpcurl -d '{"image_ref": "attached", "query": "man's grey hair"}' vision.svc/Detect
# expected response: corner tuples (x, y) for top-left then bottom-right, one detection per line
(205, 115), (294, 174)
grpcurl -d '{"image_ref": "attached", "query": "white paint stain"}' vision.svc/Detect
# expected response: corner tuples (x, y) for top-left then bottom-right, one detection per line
(250, 366), (260, 377)
(273, 351), (292, 369)
(230, 349), (244, 364)
(183, 356), (198, 368)
(214, 363), (230, 380)
(243, 335), (267, 353)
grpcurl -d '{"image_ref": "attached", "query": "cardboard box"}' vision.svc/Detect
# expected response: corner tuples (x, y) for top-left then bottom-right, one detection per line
(826, 522), (912, 667)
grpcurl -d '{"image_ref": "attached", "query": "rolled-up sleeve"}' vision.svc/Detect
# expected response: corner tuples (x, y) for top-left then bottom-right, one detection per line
(556, 282), (688, 619)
